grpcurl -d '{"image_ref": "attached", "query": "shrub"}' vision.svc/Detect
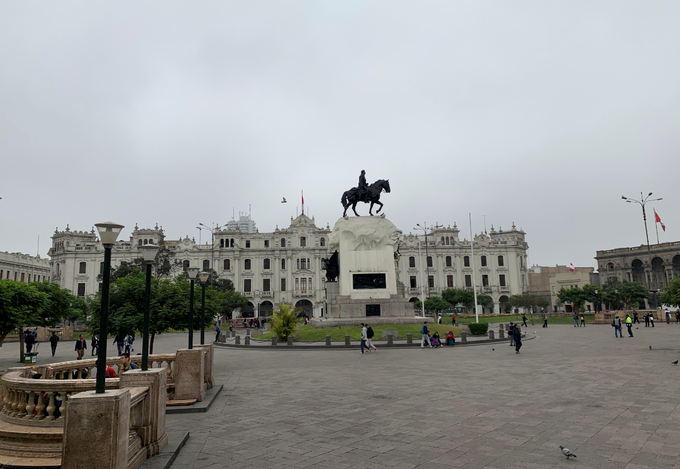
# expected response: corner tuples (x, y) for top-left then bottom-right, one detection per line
(468, 323), (489, 335)
(270, 303), (304, 340)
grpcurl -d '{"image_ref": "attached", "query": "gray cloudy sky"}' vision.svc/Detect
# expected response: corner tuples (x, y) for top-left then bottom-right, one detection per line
(1, 1), (678, 269)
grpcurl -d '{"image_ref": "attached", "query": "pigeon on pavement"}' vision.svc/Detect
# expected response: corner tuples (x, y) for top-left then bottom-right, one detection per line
(560, 446), (576, 459)
(673, 360), (678, 365)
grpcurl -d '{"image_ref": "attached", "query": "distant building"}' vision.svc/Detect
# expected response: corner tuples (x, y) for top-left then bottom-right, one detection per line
(225, 213), (257, 233)
(529, 265), (596, 312)
(0, 251), (50, 283)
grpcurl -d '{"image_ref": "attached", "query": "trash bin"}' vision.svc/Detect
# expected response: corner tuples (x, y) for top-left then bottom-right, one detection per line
(23, 353), (37, 366)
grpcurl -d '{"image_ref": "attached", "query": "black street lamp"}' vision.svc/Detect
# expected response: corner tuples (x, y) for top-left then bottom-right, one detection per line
(139, 243), (159, 371)
(94, 221), (124, 394)
(622, 192), (663, 308)
(199, 271), (209, 345)
(186, 267), (200, 349)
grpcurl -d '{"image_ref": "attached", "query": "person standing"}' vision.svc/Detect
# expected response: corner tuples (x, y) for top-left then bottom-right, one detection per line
(513, 324), (522, 354)
(91, 334), (99, 356)
(508, 322), (516, 347)
(580, 313), (586, 327)
(114, 335), (125, 356)
(542, 311), (548, 328)
(25, 329), (37, 354)
(214, 323), (221, 342)
(644, 312), (650, 327)
(625, 314), (634, 337)
(437, 314), (442, 324)
(613, 315), (623, 338)
(676, 310), (680, 324)
(633, 311), (640, 324)
(665, 309), (671, 324)
(75, 334), (87, 360)
(360, 323), (369, 354)
(49, 332), (59, 357)
(522, 314), (528, 327)
(365, 324), (378, 352)
(421, 322), (432, 348)
(451, 314), (456, 326)
(650, 313), (655, 327)
(573, 312), (579, 327)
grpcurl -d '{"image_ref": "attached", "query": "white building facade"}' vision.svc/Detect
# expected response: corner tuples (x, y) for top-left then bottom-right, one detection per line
(0, 251), (51, 284)
(48, 217), (529, 317)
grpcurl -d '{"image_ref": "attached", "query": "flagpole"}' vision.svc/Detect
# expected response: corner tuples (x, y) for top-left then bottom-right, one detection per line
(469, 213), (480, 324)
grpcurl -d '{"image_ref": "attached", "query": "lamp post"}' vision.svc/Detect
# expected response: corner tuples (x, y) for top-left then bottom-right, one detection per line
(198, 271), (209, 345)
(186, 267), (200, 349)
(622, 192), (662, 308)
(94, 221), (124, 394)
(139, 243), (159, 371)
(414, 223), (431, 298)
(415, 234), (426, 317)
(199, 223), (224, 286)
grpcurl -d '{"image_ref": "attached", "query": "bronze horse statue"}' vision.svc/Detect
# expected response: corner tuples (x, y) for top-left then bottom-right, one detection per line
(341, 179), (391, 217)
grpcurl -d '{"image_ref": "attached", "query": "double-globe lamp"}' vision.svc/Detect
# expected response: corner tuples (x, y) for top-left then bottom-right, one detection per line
(139, 243), (159, 371)
(94, 222), (125, 394)
(186, 267), (200, 349)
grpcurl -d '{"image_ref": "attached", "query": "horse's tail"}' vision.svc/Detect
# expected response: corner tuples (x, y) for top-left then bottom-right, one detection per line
(341, 191), (348, 206)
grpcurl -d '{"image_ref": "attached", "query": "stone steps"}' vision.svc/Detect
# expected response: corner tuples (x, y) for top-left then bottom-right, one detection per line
(0, 419), (63, 467)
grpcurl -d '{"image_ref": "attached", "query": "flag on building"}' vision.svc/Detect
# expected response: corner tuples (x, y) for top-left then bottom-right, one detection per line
(569, 263), (575, 272)
(654, 209), (666, 231)
(301, 191), (305, 215)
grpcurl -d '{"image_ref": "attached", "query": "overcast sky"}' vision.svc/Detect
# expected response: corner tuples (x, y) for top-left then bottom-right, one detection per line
(1, 1), (678, 269)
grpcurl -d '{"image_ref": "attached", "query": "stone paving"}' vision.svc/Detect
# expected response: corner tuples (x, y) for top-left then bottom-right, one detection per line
(4, 324), (680, 468)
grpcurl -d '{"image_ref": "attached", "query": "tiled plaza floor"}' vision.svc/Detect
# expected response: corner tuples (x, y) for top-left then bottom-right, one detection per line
(165, 323), (680, 469)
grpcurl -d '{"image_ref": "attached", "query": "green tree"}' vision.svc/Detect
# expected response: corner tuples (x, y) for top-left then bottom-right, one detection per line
(442, 288), (475, 309)
(270, 303), (303, 340)
(103, 243), (181, 282)
(416, 296), (451, 314)
(660, 277), (680, 307)
(557, 286), (588, 314)
(477, 294), (493, 313)
(0, 280), (48, 363)
(616, 281), (649, 310)
(31, 281), (88, 325)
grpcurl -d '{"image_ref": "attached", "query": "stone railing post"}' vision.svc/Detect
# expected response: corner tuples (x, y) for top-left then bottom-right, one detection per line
(325, 335), (331, 346)
(344, 335), (350, 346)
(119, 369), (168, 458)
(387, 336), (393, 346)
(246, 329), (251, 337)
(287, 336), (293, 346)
(406, 333), (412, 344)
(218, 332), (226, 343)
(461, 331), (467, 343)
(174, 348), (206, 402)
(245, 336), (251, 345)
(235, 336), (241, 345)
(499, 324), (505, 337)
(194, 344), (214, 389)
(62, 389), (131, 469)
(271, 336), (277, 346)
(488, 330), (495, 340)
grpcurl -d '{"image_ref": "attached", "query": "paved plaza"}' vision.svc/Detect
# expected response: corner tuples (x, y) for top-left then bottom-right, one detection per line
(4, 324), (680, 468)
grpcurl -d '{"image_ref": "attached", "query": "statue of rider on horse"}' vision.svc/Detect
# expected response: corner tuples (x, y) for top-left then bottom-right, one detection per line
(341, 170), (391, 217)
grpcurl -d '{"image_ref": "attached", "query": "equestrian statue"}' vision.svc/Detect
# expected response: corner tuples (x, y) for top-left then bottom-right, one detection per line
(341, 170), (391, 217)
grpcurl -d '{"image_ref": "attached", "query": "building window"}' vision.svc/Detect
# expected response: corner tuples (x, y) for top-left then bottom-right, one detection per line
(410, 276), (417, 288)
(427, 256), (433, 268)
(300, 237), (306, 247)
(244, 279), (251, 292)
(446, 236), (450, 245)
(498, 255), (504, 267)
(447, 275), (454, 288)
(481, 256), (487, 267)
(441, 237), (445, 244)
(245, 240), (250, 248)
(144, 239), (148, 245)
(295, 278), (299, 291)
(281, 259), (286, 270)
(21, 273), (25, 282)
(465, 275), (472, 287)
(100, 262), (104, 274)
(77, 283), (86, 297)
(263, 258), (271, 270)
(224, 259), (230, 270)
(263, 279), (271, 292)
(244, 259), (251, 270)
(281, 238), (286, 248)
(301, 278), (307, 291)
(300, 258), (307, 270)
(320, 237), (326, 247)
(220, 239), (224, 248)
(264, 240), (269, 248)
(230, 239), (234, 248)
(281, 278), (286, 291)
(183, 260), (190, 271)
(409, 257), (416, 268)
(203, 260), (210, 270)
(482, 275), (489, 287)
(79, 262), (87, 274)
(446, 256), (452, 267)
(499, 274), (506, 287)
(428, 276), (434, 288)
(464, 256), (470, 267)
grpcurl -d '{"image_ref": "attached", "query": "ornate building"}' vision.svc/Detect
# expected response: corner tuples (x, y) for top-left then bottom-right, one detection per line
(0, 251), (50, 283)
(48, 216), (530, 318)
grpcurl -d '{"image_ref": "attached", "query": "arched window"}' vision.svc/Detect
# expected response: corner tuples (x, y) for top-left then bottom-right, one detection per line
(281, 259), (286, 270)
(441, 237), (445, 244)
(300, 237), (306, 247)
(182, 260), (190, 271)
(203, 260), (210, 270)
(481, 256), (487, 267)
(320, 237), (326, 247)
(446, 256), (452, 267)
(138, 239), (142, 246)
(244, 259), (251, 270)
(281, 238), (286, 248)
(143, 239), (148, 245)
(79, 262), (86, 274)
(498, 255), (504, 267)
(464, 256), (470, 267)
(263, 258), (271, 269)
(446, 237), (450, 245)
(224, 259), (230, 270)
(220, 239), (224, 248)
(230, 239), (234, 248)
(426, 256), (433, 268)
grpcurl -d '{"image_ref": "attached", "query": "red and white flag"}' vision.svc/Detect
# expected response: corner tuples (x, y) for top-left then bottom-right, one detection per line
(654, 209), (666, 231)
(301, 191), (305, 215)
(569, 263), (575, 272)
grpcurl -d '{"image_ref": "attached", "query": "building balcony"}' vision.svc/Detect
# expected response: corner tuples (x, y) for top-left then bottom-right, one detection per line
(293, 290), (315, 298)
(243, 291), (253, 297)
(261, 291), (273, 297)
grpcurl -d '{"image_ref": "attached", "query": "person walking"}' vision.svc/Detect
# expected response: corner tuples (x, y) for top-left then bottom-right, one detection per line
(91, 334), (99, 356)
(420, 322), (432, 348)
(650, 313), (655, 327)
(573, 312), (579, 327)
(360, 323), (369, 354)
(613, 315), (623, 338)
(49, 332), (59, 357)
(633, 310), (640, 324)
(75, 334), (87, 359)
(665, 309), (671, 324)
(676, 310), (680, 324)
(114, 335), (125, 356)
(451, 314), (456, 326)
(580, 313), (586, 327)
(365, 324), (378, 352)
(437, 314), (442, 324)
(508, 322), (515, 346)
(25, 329), (37, 354)
(522, 314), (528, 327)
(513, 324), (522, 354)
(625, 314), (634, 337)
(644, 312), (650, 327)
(542, 311), (548, 328)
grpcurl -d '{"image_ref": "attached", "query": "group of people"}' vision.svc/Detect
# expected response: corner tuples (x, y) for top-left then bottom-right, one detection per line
(231, 317), (267, 330)
(360, 323), (378, 353)
(572, 313), (587, 327)
(506, 322), (523, 353)
(420, 322), (456, 348)
(612, 314), (635, 337)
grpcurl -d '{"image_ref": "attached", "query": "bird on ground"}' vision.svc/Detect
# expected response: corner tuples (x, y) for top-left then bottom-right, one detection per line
(650, 346), (653, 350)
(281, 197), (287, 203)
(673, 360), (678, 365)
(560, 446), (576, 459)
(492, 348), (494, 351)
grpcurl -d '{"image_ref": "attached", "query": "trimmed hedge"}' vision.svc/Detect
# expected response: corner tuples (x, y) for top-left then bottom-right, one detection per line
(468, 323), (489, 335)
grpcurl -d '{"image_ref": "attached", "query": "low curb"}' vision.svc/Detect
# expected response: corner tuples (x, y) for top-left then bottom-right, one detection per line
(166, 384), (223, 414)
